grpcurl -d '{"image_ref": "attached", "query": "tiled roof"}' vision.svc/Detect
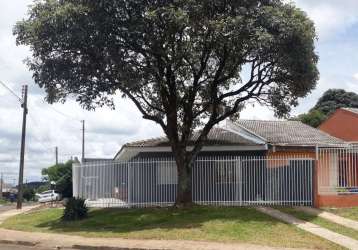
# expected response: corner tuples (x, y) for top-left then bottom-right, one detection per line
(236, 120), (344, 145)
(124, 127), (259, 147)
(342, 107), (358, 115)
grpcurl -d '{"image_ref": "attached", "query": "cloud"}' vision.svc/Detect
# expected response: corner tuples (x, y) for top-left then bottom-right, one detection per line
(294, 0), (358, 41)
(353, 73), (358, 81)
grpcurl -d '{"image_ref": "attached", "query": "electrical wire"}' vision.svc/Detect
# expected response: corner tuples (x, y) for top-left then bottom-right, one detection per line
(0, 80), (23, 103)
(0, 79), (82, 122)
(37, 98), (83, 122)
(0, 80), (86, 167)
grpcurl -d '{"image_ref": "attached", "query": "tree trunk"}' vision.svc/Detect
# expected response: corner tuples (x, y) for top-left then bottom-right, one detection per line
(174, 152), (193, 207)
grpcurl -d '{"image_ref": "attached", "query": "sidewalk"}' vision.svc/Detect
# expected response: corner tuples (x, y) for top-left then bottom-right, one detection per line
(294, 206), (358, 231)
(257, 207), (358, 250)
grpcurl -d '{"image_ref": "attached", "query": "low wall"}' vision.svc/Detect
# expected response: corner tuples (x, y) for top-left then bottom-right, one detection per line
(317, 194), (358, 207)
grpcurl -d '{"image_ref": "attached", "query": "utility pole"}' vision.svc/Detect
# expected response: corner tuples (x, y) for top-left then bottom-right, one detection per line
(81, 120), (85, 162)
(0, 173), (3, 199)
(17, 85), (28, 210)
(55, 146), (58, 165)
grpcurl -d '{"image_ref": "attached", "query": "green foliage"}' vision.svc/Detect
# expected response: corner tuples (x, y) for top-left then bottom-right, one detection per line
(294, 109), (326, 128)
(313, 89), (358, 116)
(0, 198), (8, 205)
(14, 0), (318, 125)
(42, 160), (73, 198)
(62, 197), (88, 221)
(35, 184), (51, 194)
(294, 89), (358, 127)
(23, 187), (36, 201)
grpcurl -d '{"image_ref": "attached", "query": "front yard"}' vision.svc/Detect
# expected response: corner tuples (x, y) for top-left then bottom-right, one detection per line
(1, 206), (343, 249)
(323, 207), (358, 221)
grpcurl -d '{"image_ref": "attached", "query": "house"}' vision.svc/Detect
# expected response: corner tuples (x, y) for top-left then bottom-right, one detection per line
(73, 119), (358, 208)
(107, 120), (349, 207)
(115, 120), (344, 161)
(319, 108), (358, 142)
(317, 108), (358, 207)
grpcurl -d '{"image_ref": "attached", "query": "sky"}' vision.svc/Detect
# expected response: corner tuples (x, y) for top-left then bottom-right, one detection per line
(1, 0), (358, 183)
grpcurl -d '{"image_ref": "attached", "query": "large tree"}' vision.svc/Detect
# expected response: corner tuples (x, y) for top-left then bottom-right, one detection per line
(313, 89), (358, 116)
(15, 0), (318, 206)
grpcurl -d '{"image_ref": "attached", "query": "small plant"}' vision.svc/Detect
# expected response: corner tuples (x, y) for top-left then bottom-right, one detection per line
(62, 197), (88, 221)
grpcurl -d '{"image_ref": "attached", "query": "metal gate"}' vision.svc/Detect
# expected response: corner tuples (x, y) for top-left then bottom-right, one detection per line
(317, 146), (358, 195)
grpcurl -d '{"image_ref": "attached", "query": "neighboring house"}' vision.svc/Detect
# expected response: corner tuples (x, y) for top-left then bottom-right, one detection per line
(319, 108), (358, 142)
(317, 108), (358, 207)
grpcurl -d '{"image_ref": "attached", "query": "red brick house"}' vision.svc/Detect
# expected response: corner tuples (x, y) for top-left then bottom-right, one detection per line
(318, 108), (358, 207)
(319, 108), (358, 142)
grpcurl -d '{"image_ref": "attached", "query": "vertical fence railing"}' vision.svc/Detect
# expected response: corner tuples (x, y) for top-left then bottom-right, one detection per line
(73, 156), (314, 208)
(317, 145), (358, 195)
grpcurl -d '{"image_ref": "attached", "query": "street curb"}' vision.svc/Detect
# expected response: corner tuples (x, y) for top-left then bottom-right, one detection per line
(0, 239), (38, 247)
(72, 245), (170, 250)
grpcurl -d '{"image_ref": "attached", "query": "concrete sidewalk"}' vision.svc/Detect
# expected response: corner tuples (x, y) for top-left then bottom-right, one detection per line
(257, 207), (358, 250)
(295, 206), (358, 231)
(0, 228), (304, 250)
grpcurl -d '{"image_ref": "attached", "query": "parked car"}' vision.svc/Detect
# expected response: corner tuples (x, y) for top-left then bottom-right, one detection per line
(36, 190), (61, 203)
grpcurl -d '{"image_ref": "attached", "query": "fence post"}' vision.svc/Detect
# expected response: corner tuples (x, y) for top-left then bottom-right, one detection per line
(127, 162), (131, 208)
(72, 162), (81, 198)
(313, 146), (319, 208)
(237, 157), (242, 206)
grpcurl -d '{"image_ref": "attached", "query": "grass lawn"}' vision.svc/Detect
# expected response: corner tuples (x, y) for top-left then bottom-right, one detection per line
(279, 207), (358, 241)
(1, 206), (344, 249)
(0, 199), (9, 205)
(323, 207), (358, 221)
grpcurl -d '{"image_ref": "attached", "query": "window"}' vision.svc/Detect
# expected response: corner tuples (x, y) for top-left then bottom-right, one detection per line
(157, 161), (178, 185)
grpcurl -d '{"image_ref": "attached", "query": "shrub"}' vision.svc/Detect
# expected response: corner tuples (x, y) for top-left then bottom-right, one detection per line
(23, 187), (36, 201)
(62, 197), (88, 221)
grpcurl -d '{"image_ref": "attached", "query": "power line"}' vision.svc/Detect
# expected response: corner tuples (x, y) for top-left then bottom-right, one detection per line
(0, 79), (81, 122)
(27, 113), (55, 154)
(0, 80), (22, 103)
(40, 99), (82, 122)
